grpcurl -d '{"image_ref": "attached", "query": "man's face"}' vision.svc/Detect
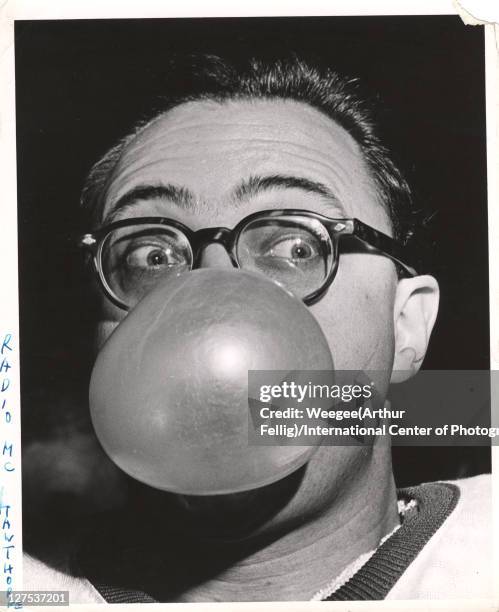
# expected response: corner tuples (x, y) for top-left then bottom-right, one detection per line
(99, 98), (397, 370)
(96, 98), (399, 533)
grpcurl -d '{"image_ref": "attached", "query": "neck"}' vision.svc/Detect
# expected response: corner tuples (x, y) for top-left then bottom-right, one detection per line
(173, 446), (399, 602)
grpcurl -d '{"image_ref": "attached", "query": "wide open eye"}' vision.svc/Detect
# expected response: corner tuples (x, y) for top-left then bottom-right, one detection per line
(124, 242), (184, 270)
(265, 235), (318, 262)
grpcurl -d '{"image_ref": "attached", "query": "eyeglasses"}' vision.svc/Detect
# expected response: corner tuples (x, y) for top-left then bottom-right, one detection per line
(79, 209), (417, 311)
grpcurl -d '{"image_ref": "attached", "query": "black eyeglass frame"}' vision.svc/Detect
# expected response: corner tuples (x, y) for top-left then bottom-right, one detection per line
(79, 209), (417, 311)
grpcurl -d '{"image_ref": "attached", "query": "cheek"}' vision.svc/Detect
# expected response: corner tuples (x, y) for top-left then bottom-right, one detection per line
(96, 299), (127, 351)
(96, 321), (119, 351)
(309, 255), (397, 372)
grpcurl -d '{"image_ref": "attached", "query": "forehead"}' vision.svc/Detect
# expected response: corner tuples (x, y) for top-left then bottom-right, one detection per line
(102, 98), (390, 232)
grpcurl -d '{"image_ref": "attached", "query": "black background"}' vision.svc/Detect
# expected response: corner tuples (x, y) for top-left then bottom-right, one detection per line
(15, 16), (490, 519)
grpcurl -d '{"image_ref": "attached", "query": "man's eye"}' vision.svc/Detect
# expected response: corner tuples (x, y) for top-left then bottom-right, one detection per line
(267, 237), (317, 261)
(124, 244), (179, 269)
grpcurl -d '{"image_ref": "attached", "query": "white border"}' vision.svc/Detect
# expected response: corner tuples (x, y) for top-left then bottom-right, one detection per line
(1, 1), (497, 610)
(1, 0), (457, 20)
(0, 0), (23, 598)
(485, 23), (499, 604)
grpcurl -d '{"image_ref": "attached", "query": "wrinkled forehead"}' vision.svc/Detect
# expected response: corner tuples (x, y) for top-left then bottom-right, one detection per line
(102, 98), (391, 232)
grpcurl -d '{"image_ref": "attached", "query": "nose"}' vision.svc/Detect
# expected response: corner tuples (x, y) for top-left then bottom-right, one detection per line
(198, 244), (234, 269)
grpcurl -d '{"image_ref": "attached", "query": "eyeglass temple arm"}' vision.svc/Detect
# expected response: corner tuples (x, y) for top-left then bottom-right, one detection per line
(349, 219), (418, 277)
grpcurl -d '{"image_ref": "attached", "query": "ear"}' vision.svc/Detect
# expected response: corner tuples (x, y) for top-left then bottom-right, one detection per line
(390, 275), (439, 384)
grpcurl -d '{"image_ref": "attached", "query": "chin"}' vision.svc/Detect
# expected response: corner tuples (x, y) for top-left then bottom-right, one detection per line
(176, 464), (309, 541)
(127, 463), (307, 542)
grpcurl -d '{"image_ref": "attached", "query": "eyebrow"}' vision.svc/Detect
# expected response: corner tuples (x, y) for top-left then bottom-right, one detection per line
(105, 174), (342, 222)
(231, 175), (340, 206)
(105, 185), (196, 222)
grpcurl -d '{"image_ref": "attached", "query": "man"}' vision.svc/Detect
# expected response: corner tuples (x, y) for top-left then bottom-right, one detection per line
(24, 55), (492, 602)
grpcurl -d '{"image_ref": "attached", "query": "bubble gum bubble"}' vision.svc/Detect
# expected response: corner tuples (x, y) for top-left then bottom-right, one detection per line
(90, 270), (334, 494)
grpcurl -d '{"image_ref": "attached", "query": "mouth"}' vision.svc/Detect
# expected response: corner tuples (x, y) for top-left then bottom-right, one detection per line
(128, 461), (308, 542)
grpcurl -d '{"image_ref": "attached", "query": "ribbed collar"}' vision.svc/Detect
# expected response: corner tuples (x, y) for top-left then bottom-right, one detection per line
(325, 481), (459, 600)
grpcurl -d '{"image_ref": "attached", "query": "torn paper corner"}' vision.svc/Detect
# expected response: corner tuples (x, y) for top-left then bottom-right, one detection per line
(453, 0), (499, 26)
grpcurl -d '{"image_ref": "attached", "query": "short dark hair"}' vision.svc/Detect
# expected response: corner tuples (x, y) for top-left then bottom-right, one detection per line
(81, 55), (415, 245)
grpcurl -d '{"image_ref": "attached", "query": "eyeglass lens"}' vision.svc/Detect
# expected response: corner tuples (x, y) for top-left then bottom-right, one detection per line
(100, 225), (193, 307)
(237, 215), (332, 298)
(100, 216), (334, 308)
